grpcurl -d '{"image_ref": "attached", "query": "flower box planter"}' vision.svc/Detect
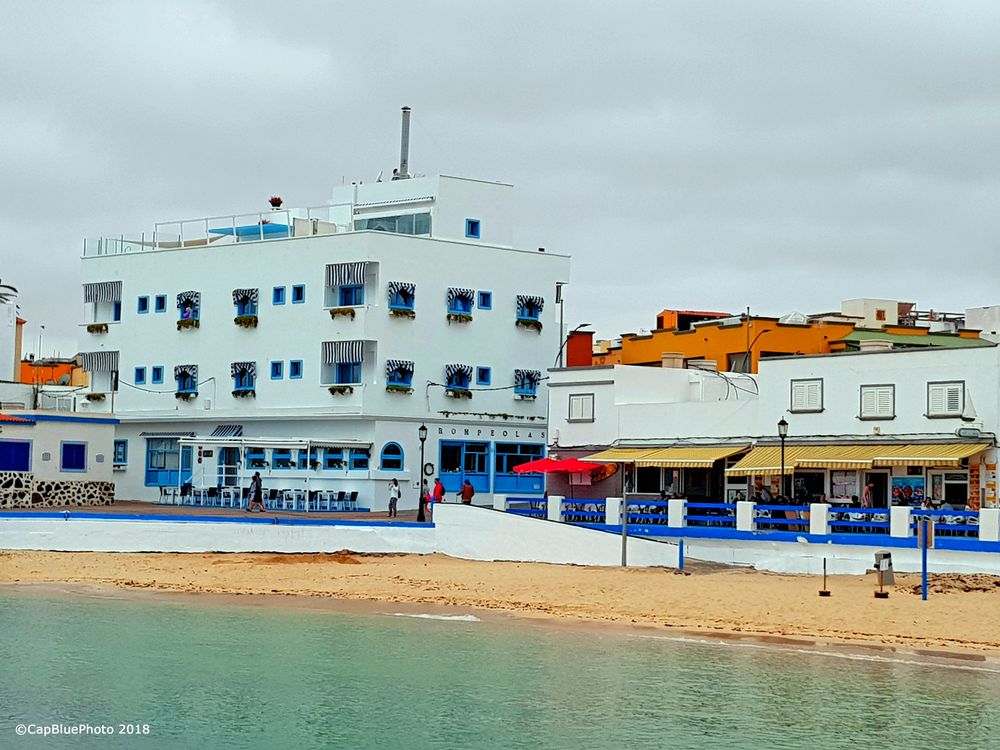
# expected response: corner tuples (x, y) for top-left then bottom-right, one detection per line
(231, 389), (256, 399)
(515, 318), (543, 333)
(85, 393), (106, 402)
(389, 307), (416, 319)
(175, 391), (198, 401)
(329, 307), (357, 320)
(386, 384), (414, 394)
(516, 393), (538, 401)
(445, 388), (473, 400)
(177, 318), (200, 331)
(328, 385), (354, 396)
(447, 312), (473, 324)
(234, 314), (258, 328)
(86, 323), (109, 334)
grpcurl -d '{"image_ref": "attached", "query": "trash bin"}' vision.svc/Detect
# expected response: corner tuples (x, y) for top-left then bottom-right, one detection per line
(874, 551), (894, 597)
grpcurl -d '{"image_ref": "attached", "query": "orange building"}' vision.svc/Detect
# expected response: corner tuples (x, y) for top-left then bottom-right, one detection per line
(19, 357), (88, 387)
(590, 306), (987, 373)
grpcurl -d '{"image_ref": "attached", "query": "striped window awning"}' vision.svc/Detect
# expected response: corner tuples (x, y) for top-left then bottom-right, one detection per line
(210, 424), (244, 438)
(174, 364), (198, 381)
(326, 262), (367, 287)
(447, 287), (475, 305)
(726, 442), (992, 475)
(83, 281), (122, 303)
(445, 363), (472, 379)
(140, 431), (195, 438)
(386, 281), (415, 300)
(177, 291), (201, 309)
(516, 294), (544, 311)
(385, 359), (414, 377)
(586, 445), (749, 468)
(514, 369), (542, 387)
(81, 350), (119, 372)
(230, 361), (256, 378)
(232, 288), (259, 304)
(323, 340), (365, 364)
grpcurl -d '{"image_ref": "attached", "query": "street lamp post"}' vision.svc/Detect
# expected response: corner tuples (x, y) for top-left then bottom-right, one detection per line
(777, 417), (789, 499)
(417, 424), (428, 522)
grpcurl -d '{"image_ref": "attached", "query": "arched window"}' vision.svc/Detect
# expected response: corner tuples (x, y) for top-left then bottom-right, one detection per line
(380, 442), (404, 471)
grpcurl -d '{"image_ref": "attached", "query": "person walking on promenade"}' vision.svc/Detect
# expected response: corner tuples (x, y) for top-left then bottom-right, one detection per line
(433, 477), (446, 505)
(460, 479), (475, 505)
(422, 480), (433, 519)
(247, 471), (266, 512)
(388, 478), (400, 518)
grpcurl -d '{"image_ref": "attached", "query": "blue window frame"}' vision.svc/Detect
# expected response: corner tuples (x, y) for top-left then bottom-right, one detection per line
(154, 294), (167, 313)
(476, 367), (491, 386)
(449, 295), (473, 314)
(273, 286), (286, 305)
(323, 448), (344, 470)
(145, 441), (190, 487)
(272, 449), (293, 470)
(236, 297), (257, 316)
(112, 301), (122, 322)
(387, 366), (413, 387)
(0, 439), (31, 472)
(179, 300), (199, 321)
(336, 362), (361, 385)
(339, 285), (364, 306)
(390, 288), (414, 310)
(113, 439), (128, 466)
(465, 218), (481, 239)
(233, 370), (255, 391)
(515, 375), (539, 396)
(297, 449), (317, 469)
(137, 296), (149, 314)
(151, 366), (164, 385)
(289, 360), (303, 379)
(494, 443), (545, 494)
(291, 284), (306, 304)
(477, 291), (492, 310)
(176, 370), (197, 394)
(245, 447), (266, 469)
(439, 440), (490, 493)
(271, 361), (284, 380)
(446, 369), (471, 390)
(60, 441), (87, 472)
(380, 442), (404, 471)
(517, 300), (541, 321)
(349, 449), (369, 470)
(134, 367), (146, 385)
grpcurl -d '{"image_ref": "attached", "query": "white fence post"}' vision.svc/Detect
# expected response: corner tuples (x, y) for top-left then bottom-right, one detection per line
(890, 506), (913, 538)
(979, 508), (999, 542)
(668, 498), (687, 528)
(547, 495), (564, 522)
(809, 503), (830, 536)
(493, 493), (508, 511)
(605, 497), (622, 526)
(736, 500), (756, 532)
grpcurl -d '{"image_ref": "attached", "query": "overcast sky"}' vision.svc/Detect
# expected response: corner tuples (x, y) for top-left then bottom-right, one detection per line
(4, 1), (1000, 357)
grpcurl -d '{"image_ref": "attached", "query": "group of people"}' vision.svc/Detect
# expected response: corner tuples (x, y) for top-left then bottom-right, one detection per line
(386, 477), (476, 518)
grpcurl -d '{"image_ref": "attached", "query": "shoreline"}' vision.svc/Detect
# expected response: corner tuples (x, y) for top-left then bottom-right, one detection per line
(2, 550), (1000, 663)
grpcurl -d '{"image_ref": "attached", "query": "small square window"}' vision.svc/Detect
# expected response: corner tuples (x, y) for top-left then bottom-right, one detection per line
(790, 379), (823, 413)
(350, 449), (369, 470)
(154, 295), (167, 313)
(151, 366), (164, 385)
(291, 284), (306, 304)
(465, 218), (481, 239)
(476, 367), (491, 385)
(271, 361), (284, 380)
(113, 301), (122, 322)
(289, 360), (303, 379)
(339, 285), (364, 307)
(568, 393), (595, 422)
(477, 291), (492, 310)
(273, 286), (286, 305)
(137, 296), (149, 314)
(134, 367), (146, 385)
(61, 442), (87, 472)
(113, 439), (128, 466)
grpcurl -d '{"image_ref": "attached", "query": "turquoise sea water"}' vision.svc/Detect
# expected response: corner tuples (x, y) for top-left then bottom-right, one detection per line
(2, 589), (1000, 750)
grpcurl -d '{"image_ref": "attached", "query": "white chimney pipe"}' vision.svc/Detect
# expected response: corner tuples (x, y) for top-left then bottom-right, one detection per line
(398, 106), (412, 179)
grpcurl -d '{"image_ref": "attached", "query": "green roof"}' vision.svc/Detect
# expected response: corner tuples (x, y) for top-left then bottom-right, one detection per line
(837, 330), (993, 349)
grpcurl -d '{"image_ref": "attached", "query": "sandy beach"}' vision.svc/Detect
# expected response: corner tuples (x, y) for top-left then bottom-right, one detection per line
(2, 550), (999, 658)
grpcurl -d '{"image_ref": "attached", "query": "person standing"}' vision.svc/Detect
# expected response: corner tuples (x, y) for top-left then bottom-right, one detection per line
(433, 477), (445, 505)
(862, 481), (875, 509)
(247, 471), (265, 512)
(460, 479), (475, 505)
(421, 480), (432, 518)
(388, 478), (400, 518)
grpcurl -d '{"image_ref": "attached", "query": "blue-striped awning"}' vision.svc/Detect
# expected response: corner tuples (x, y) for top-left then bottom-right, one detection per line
(81, 350), (119, 372)
(445, 363), (472, 379)
(174, 364), (198, 381)
(230, 361), (256, 378)
(83, 281), (122, 303)
(210, 424), (244, 438)
(323, 340), (364, 364)
(387, 281), (415, 301)
(232, 288), (259, 304)
(385, 359), (414, 377)
(515, 369), (542, 387)
(177, 291), (201, 309)
(516, 295), (544, 312)
(140, 431), (195, 438)
(326, 262), (367, 287)
(447, 287), (474, 305)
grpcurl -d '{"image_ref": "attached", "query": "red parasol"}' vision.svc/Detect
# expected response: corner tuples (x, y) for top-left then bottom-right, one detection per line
(512, 457), (598, 474)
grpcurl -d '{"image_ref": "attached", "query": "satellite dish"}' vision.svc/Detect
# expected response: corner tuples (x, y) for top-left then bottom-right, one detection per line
(58, 374), (71, 385)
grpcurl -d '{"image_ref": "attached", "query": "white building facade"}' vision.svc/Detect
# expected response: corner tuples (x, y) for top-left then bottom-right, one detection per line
(79, 175), (569, 508)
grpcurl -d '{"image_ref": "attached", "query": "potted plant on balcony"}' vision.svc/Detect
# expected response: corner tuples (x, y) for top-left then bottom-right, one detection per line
(389, 307), (415, 319)
(234, 314), (258, 328)
(328, 385), (354, 396)
(329, 307), (357, 320)
(232, 389), (256, 399)
(515, 318), (543, 333)
(386, 383), (413, 394)
(85, 392), (106, 402)
(445, 388), (473, 399)
(177, 318), (200, 331)
(516, 393), (537, 401)
(175, 391), (197, 401)
(447, 312), (473, 324)
(269, 195), (283, 209)
(86, 323), (109, 334)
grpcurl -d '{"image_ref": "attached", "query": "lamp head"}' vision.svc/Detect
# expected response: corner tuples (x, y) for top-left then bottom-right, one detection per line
(777, 417), (789, 438)
(418, 423), (428, 441)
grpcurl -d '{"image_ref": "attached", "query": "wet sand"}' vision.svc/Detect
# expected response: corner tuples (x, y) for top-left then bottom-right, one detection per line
(2, 550), (999, 659)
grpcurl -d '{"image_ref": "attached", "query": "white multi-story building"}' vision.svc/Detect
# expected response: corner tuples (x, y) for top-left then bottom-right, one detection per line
(79, 168), (570, 508)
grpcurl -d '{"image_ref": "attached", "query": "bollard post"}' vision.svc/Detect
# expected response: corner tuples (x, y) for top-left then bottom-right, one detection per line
(667, 498), (687, 528)
(736, 500), (756, 532)
(809, 503), (830, 536)
(493, 494), (508, 511)
(547, 495), (564, 522)
(605, 497), (622, 527)
(890, 506), (913, 538)
(678, 539), (685, 571)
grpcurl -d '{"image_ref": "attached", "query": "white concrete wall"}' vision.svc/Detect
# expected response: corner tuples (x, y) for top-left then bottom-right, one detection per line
(966, 305), (1000, 342)
(0, 414), (116, 482)
(0, 290), (16, 382)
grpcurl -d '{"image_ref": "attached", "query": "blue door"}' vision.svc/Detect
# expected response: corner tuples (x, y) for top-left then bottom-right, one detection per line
(439, 441), (490, 493)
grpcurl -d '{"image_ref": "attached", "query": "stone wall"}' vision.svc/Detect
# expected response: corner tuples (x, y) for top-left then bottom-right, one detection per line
(0, 472), (115, 509)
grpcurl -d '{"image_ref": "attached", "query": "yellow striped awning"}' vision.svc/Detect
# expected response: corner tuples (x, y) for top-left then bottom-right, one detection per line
(585, 445), (749, 467)
(726, 443), (991, 475)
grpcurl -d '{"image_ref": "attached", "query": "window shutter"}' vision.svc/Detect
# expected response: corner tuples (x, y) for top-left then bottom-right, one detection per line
(791, 382), (806, 411)
(861, 387), (877, 417)
(928, 384), (945, 414)
(876, 387), (893, 417)
(806, 381), (822, 410)
(946, 384), (962, 414)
